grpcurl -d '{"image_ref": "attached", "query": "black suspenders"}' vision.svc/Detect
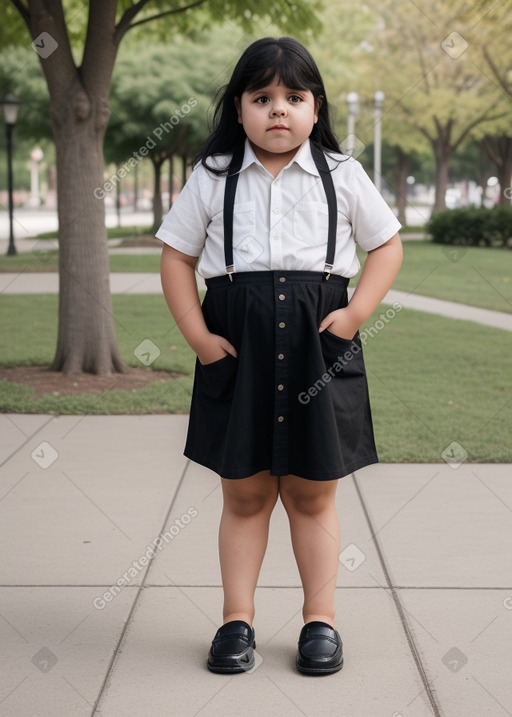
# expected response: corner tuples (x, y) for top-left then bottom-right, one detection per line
(223, 142), (337, 280)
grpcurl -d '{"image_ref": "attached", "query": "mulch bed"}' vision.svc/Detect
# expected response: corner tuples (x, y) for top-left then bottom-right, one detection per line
(0, 365), (180, 399)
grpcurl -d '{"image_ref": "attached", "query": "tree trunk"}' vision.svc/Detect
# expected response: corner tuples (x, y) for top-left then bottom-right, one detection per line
(394, 147), (410, 226)
(169, 154), (174, 210)
(115, 165), (122, 227)
(133, 162), (139, 211)
(495, 136), (512, 205)
(478, 139), (496, 201)
(152, 157), (164, 232)
(432, 140), (451, 213)
(50, 105), (125, 374)
(182, 154), (187, 188)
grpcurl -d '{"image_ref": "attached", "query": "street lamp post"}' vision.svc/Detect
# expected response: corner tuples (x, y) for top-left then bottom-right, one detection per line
(346, 92), (359, 157)
(1, 93), (22, 256)
(374, 91), (385, 193)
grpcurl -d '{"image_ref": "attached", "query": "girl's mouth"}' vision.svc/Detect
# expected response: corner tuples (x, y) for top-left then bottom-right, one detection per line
(268, 124), (289, 131)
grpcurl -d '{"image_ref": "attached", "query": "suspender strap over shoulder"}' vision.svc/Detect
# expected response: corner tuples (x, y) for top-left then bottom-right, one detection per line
(310, 142), (337, 279)
(223, 148), (244, 280)
(223, 142), (338, 281)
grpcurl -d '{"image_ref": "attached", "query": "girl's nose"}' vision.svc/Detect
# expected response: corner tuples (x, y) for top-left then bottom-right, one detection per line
(271, 103), (287, 117)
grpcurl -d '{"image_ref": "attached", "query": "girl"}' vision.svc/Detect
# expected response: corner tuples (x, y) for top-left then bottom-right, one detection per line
(158, 37), (402, 675)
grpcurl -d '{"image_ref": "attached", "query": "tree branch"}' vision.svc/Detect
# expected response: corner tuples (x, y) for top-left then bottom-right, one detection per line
(9, 0), (30, 23)
(22, 0), (78, 104)
(482, 46), (511, 97)
(126, 0), (208, 31)
(82, 0), (119, 98)
(114, 0), (153, 43)
(452, 106), (507, 151)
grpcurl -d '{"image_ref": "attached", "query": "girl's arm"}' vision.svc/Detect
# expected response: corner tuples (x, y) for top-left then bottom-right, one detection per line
(160, 244), (237, 364)
(319, 233), (403, 339)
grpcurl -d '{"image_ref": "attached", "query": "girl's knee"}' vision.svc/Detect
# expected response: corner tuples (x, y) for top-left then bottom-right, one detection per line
(279, 477), (337, 515)
(222, 473), (278, 517)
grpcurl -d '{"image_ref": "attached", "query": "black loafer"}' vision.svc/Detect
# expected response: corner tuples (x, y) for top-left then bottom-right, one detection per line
(296, 621), (343, 675)
(207, 620), (256, 673)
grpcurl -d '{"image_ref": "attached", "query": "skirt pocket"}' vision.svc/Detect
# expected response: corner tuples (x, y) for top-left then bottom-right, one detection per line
(195, 353), (238, 402)
(320, 329), (365, 377)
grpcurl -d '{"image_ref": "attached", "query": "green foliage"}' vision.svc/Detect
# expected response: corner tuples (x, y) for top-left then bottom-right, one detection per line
(426, 207), (512, 248)
(0, 46), (51, 141)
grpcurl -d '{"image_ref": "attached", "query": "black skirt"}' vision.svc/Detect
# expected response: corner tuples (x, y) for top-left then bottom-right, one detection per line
(184, 270), (378, 481)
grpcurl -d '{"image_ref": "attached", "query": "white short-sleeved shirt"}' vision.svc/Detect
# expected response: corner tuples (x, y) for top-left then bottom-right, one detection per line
(156, 138), (401, 278)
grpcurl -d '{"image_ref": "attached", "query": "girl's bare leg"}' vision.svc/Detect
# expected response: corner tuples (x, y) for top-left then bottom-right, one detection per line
(219, 471), (279, 626)
(279, 475), (340, 627)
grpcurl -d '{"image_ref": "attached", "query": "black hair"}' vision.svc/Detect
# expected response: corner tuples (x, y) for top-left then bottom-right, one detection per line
(195, 37), (341, 174)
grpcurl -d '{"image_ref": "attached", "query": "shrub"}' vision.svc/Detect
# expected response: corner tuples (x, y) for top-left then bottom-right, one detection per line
(426, 207), (512, 248)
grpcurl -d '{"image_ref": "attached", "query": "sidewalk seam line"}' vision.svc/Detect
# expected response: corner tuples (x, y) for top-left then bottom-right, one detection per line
(352, 471), (444, 717)
(90, 458), (192, 717)
(0, 415), (56, 468)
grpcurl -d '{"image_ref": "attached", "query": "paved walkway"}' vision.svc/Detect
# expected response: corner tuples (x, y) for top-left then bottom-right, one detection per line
(1, 236), (511, 715)
(2, 271), (512, 333)
(1, 414), (511, 716)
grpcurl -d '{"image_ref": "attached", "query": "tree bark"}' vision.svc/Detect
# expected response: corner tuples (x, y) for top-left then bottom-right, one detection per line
(50, 91), (125, 374)
(394, 147), (410, 226)
(151, 157), (165, 232)
(21, 0), (126, 374)
(497, 146), (512, 205)
(432, 139), (451, 213)
(482, 135), (512, 206)
(169, 154), (174, 210)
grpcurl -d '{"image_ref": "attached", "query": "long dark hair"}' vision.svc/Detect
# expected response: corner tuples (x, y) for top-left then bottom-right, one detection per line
(195, 37), (341, 174)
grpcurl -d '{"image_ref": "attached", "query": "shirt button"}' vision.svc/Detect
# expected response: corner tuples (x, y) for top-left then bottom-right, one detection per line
(278, 353), (285, 360)
(273, 207), (281, 214)
(273, 235), (280, 241)
(279, 276), (286, 282)
(277, 416), (285, 423)
(277, 384), (284, 391)
(279, 321), (286, 328)
(278, 293), (286, 301)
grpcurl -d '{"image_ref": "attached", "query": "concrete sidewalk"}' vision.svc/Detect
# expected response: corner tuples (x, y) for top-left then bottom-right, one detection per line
(1, 413), (511, 716)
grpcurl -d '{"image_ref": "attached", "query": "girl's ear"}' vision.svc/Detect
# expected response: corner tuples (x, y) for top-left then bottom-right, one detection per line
(234, 96), (243, 123)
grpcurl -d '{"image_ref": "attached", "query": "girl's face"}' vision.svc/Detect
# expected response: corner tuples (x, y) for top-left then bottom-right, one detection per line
(234, 78), (320, 164)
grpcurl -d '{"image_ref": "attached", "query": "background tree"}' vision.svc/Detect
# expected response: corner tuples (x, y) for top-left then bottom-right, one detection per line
(357, 0), (508, 212)
(4, 0), (321, 375)
(106, 29), (234, 230)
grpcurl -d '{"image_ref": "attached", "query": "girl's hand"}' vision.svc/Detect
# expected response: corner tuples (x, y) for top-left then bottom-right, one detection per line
(319, 307), (360, 341)
(196, 333), (238, 366)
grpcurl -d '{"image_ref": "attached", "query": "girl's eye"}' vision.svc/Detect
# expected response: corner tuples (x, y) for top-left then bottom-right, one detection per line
(256, 96), (270, 104)
(289, 95), (303, 103)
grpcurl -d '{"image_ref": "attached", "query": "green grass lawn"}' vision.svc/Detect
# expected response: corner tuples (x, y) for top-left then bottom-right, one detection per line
(392, 240), (512, 313)
(1, 294), (510, 462)
(0, 250), (161, 273)
(2, 239), (511, 312)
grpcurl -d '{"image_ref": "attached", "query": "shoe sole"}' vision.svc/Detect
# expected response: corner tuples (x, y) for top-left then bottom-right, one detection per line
(296, 658), (344, 675)
(207, 642), (256, 673)
(206, 659), (255, 675)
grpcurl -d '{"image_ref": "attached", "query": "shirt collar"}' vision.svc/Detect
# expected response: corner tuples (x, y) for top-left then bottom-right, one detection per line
(240, 138), (320, 177)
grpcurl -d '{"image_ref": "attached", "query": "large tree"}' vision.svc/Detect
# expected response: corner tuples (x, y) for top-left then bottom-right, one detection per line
(359, 0), (509, 212)
(4, 0), (320, 374)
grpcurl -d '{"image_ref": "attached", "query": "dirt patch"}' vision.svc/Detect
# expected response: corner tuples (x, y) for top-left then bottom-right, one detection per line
(0, 365), (182, 400)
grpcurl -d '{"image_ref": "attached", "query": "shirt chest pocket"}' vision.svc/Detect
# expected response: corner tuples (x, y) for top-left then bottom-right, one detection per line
(232, 200), (263, 263)
(293, 201), (329, 247)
